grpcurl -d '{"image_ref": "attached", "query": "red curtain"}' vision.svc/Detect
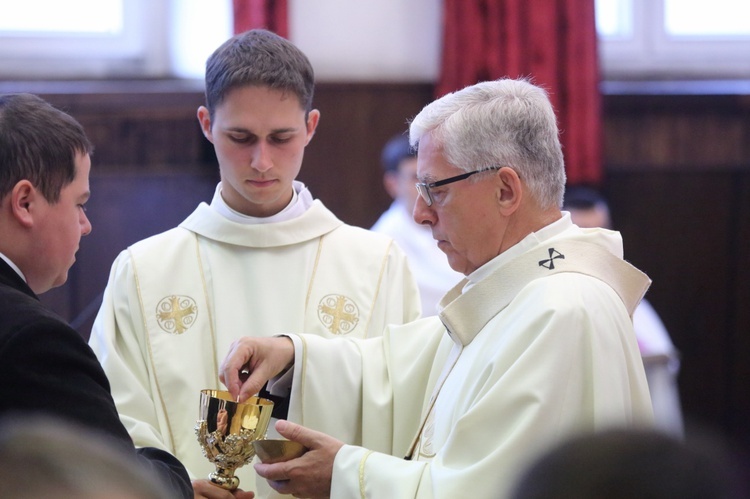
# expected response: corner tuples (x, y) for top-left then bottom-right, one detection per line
(437, 0), (602, 185)
(232, 0), (289, 38)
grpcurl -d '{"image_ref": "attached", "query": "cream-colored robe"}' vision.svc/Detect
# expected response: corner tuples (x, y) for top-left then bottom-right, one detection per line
(88, 197), (421, 493)
(281, 217), (654, 499)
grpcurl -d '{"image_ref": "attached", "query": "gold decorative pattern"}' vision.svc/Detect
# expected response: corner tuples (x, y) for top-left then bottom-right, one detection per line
(317, 294), (359, 335)
(156, 295), (198, 334)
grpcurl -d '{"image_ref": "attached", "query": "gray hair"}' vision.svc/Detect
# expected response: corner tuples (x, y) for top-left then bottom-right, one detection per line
(409, 78), (566, 208)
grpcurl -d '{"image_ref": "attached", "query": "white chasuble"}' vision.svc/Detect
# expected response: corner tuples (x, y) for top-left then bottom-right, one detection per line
(89, 198), (421, 494)
(284, 217), (655, 499)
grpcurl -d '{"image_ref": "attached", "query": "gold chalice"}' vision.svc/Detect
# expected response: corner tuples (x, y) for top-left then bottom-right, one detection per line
(195, 389), (274, 490)
(253, 439), (308, 464)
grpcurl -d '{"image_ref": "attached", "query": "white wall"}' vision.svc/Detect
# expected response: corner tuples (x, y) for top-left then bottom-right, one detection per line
(171, 0), (443, 82)
(0, 0), (443, 81)
(289, 0), (442, 82)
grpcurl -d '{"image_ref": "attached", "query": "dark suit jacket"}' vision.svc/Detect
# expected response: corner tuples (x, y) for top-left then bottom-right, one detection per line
(0, 259), (192, 498)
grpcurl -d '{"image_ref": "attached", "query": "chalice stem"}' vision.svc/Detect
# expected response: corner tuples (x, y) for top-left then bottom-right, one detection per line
(210, 467), (240, 491)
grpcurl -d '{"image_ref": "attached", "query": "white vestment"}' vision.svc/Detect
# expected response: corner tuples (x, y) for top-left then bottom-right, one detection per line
(372, 201), (464, 315)
(280, 216), (654, 499)
(89, 184), (421, 494)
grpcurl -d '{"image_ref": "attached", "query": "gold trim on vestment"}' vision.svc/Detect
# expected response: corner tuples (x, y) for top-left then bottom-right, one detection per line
(305, 237), (324, 312)
(359, 450), (374, 499)
(360, 238), (393, 339)
(299, 335), (309, 428)
(131, 246), (178, 453)
(195, 236), (220, 389)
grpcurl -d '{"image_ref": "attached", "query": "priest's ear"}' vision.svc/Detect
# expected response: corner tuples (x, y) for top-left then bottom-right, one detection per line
(8, 180), (36, 228)
(304, 109), (320, 145)
(495, 166), (523, 216)
(197, 106), (214, 143)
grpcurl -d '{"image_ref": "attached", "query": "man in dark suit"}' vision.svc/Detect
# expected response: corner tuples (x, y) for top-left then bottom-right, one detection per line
(0, 93), (193, 498)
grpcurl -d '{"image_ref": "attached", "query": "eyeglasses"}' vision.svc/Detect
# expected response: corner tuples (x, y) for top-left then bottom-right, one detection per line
(415, 166), (501, 207)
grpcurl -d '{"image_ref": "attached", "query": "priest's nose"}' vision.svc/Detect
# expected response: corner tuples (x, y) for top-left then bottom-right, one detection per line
(251, 142), (273, 172)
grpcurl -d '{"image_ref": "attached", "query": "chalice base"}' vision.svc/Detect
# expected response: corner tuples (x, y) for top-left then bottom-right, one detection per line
(209, 468), (240, 491)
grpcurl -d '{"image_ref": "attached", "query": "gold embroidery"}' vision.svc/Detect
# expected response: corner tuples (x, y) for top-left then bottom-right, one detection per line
(156, 295), (198, 334)
(317, 294), (359, 335)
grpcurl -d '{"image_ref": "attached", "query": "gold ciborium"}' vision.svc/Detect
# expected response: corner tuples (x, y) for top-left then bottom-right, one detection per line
(195, 389), (274, 490)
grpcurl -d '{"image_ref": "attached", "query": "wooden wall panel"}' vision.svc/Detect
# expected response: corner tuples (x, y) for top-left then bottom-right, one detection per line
(299, 83), (434, 228)
(603, 92), (750, 450)
(728, 173), (750, 450)
(5, 81), (211, 169)
(604, 94), (750, 170)
(605, 172), (743, 437)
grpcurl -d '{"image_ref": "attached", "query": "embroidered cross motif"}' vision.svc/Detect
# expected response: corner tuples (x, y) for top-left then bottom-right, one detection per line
(538, 248), (565, 270)
(317, 294), (359, 335)
(156, 295), (198, 334)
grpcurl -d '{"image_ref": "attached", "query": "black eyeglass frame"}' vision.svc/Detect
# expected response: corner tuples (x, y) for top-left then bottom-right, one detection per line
(415, 166), (501, 207)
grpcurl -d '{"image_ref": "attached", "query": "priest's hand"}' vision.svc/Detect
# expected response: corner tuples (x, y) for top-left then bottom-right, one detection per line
(254, 420), (344, 499)
(191, 478), (255, 498)
(220, 336), (295, 402)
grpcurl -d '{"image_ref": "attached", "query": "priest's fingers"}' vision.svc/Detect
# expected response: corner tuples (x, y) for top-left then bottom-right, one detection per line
(235, 336), (296, 402)
(274, 419), (340, 453)
(231, 491), (256, 499)
(218, 338), (252, 400)
(219, 337), (268, 401)
(219, 336), (295, 402)
(254, 420), (344, 498)
(263, 479), (293, 496)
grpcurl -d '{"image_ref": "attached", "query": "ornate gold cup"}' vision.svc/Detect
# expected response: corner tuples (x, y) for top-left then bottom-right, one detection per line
(195, 389), (274, 490)
(253, 439), (308, 464)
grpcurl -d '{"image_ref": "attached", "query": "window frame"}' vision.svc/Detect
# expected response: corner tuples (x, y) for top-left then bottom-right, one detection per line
(597, 0), (750, 80)
(0, 0), (170, 79)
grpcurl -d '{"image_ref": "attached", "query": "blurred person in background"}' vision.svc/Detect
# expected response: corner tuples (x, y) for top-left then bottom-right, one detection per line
(0, 416), (177, 499)
(372, 133), (463, 315)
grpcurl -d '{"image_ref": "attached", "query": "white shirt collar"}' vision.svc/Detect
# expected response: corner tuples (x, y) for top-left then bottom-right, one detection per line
(210, 180), (314, 225)
(0, 251), (26, 282)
